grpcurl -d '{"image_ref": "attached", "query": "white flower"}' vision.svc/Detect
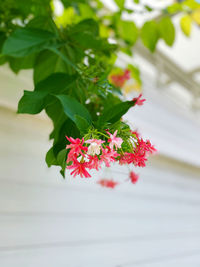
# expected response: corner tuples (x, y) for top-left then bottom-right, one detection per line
(87, 142), (101, 156)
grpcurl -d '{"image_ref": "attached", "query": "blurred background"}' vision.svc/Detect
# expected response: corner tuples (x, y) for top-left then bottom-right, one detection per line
(1, 0), (200, 266)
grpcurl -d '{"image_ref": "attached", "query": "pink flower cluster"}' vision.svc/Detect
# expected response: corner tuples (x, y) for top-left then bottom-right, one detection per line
(66, 129), (156, 181)
(66, 130), (123, 178)
(110, 69), (131, 87)
(65, 94), (155, 187)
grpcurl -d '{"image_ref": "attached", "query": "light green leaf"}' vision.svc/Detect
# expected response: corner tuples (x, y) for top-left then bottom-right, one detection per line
(55, 95), (92, 124)
(180, 15), (192, 37)
(117, 20), (138, 45)
(2, 28), (57, 57)
(114, 0), (125, 9)
(141, 21), (159, 52)
(159, 17), (175, 46)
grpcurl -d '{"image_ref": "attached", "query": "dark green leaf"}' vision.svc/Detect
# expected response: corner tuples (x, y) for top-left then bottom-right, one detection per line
(74, 115), (90, 134)
(9, 53), (36, 73)
(2, 28), (57, 57)
(46, 147), (58, 167)
(98, 100), (134, 126)
(55, 95), (92, 124)
(18, 73), (76, 114)
(33, 50), (69, 83)
(27, 16), (58, 34)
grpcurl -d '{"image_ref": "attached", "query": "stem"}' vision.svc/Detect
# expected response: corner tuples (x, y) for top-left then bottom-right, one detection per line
(96, 131), (110, 139)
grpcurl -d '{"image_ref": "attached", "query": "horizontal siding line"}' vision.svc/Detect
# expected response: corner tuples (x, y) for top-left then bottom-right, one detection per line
(120, 249), (200, 266)
(0, 211), (199, 219)
(0, 179), (200, 206)
(0, 232), (200, 252)
(111, 170), (200, 192)
(2, 168), (200, 193)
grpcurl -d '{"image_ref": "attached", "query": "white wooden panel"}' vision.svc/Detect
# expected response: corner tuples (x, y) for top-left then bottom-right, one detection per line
(0, 238), (200, 267)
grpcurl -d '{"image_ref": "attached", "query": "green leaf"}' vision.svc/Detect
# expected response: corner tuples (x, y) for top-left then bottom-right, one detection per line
(114, 0), (125, 9)
(144, 5), (153, 12)
(117, 20), (138, 45)
(74, 115), (90, 134)
(55, 95), (92, 124)
(18, 90), (46, 114)
(18, 73), (76, 114)
(70, 19), (99, 37)
(57, 149), (67, 166)
(159, 17), (175, 46)
(33, 50), (69, 83)
(2, 28), (57, 57)
(9, 53), (36, 73)
(180, 15), (192, 37)
(46, 147), (58, 167)
(141, 21), (159, 52)
(27, 16), (58, 34)
(98, 100), (134, 126)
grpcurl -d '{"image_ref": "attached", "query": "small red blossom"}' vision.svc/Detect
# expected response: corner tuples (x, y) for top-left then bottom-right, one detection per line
(66, 137), (87, 162)
(132, 94), (146, 106)
(131, 130), (140, 139)
(101, 147), (119, 167)
(97, 179), (118, 188)
(110, 69), (131, 87)
(129, 171), (139, 184)
(87, 155), (101, 171)
(67, 159), (91, 178)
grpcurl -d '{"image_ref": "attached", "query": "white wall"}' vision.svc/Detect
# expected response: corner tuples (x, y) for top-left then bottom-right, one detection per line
(0, 66), (200, 266)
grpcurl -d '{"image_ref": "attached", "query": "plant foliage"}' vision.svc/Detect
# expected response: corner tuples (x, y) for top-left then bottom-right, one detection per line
(0, 0), (199, 177)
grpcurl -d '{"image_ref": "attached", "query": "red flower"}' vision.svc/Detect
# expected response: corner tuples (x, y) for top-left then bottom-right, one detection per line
(132, 94), (146, 106)
(66, 137), (87, 162)
(67, 159), (91, 178)
(110, 69), (131, 87)
(97, 179), (118, 188)
(131, 130), (140, 139)
(87, 155), (101, 171)
(119, 152), (147, 167)
(100, 147), (119, 167)
(129, 171), (139, 184)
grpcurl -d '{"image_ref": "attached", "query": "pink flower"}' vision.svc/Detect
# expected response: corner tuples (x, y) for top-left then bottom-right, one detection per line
(101, 147), (119, 167)
(97, 179), (118, 188)
(132, 94), (146, 106)
(107, 130), (123, 150)
(129, 171), (139, 184)
(66, 137), (87, 163)
(67, 158), (91, 178)
(87, 155), (101, 171)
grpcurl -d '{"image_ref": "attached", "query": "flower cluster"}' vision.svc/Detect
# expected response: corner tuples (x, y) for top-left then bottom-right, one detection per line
(110, 69), (131, 88)
(65, 94), (156, 187)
